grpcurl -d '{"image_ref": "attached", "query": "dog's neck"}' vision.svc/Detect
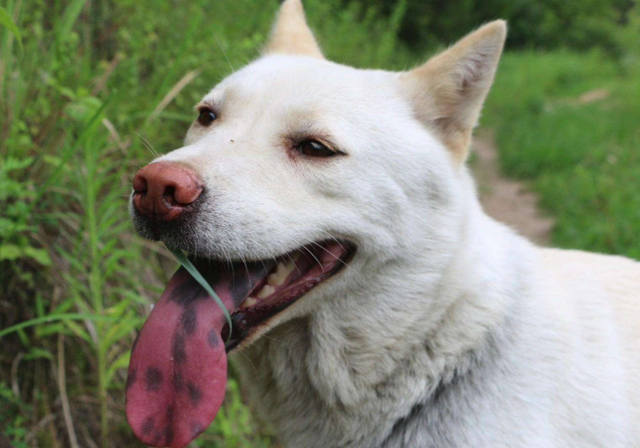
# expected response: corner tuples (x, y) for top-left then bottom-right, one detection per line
(234, 182), (536, 448)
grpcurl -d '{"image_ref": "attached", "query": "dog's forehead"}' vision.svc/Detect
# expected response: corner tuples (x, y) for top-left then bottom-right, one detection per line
(203, 55), (395, 116)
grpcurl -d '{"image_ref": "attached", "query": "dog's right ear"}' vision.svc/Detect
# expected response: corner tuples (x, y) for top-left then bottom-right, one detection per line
(399, 21), (506, 164)
(264, 0), (324, 59)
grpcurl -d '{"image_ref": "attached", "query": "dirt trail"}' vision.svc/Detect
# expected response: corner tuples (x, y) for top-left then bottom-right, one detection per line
(471, 133), (554, 246)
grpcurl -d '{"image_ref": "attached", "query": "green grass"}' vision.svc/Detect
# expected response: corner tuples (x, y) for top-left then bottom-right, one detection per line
(484, 50), (640, 259)
(0, 1), (413, 447)
(2, 0), (639, 447)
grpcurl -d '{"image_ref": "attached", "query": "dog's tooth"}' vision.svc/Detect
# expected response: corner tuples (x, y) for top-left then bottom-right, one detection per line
(268, 272), (285, 286)
(269, 262), (288, 286)
(241, 297), (259, 308)
(257, 285), (276, 298)
(269, 260), (298, 286)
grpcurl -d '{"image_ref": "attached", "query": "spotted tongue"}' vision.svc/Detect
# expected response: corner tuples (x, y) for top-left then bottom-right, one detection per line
(126, 260), (273, 448)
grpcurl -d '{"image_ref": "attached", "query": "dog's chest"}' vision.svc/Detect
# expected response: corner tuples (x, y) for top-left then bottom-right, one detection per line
(232, 317), (508, 448)
(232, 310), (553, 448)
(234, 318), (416, 447)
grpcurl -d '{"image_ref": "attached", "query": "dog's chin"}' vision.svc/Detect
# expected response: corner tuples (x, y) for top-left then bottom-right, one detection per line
(132, 205), (356, 351)
(130, 204), (202, 250)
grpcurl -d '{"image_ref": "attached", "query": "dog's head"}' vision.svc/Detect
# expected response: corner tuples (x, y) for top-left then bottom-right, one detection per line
(131, 0), (506, 349)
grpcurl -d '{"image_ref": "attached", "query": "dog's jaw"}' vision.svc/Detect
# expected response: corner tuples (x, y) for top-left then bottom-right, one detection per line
(233, 194), (538, 448)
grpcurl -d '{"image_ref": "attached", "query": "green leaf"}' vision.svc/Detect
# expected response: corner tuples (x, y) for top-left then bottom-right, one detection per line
(0, 7), (23, 51)
(0, 244), (21, 260)
(2, 156), (34, 172)
(24, 347), (54, 361)
(57, 0), (89, 42)
(0, 314), (118, 339)
(105, 352), (131, 388)
(35, 294), (45, 318)
(63, 319), (92, 344)
(23, 247), (52, 265)
(167, 246), (232, 339)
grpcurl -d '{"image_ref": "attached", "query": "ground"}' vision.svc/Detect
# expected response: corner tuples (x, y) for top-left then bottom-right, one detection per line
(472, 132), (554, 246)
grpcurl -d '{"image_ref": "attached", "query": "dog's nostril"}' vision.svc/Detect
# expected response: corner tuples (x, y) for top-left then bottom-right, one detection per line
(132, 172), (148, 194)
(164, 185), (176, 197)
(131, 162), (203, 222)
(163, 186), (177, 205)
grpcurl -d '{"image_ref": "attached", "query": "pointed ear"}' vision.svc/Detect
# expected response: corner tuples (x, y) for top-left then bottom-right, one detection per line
(399, 21), (506, 163)
(264, 0), (324, 59)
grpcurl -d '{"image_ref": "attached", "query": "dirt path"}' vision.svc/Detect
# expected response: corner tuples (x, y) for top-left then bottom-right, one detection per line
(471, 133), (554, 246)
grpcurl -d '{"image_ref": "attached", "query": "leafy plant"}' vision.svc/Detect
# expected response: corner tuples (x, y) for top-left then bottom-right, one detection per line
(0, 0), (417, 446)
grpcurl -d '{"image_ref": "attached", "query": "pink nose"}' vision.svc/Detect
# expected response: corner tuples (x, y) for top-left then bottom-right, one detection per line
(132, 162), (203, 222)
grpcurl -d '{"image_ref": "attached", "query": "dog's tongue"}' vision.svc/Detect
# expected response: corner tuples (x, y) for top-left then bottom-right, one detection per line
(126, 261), (272, 448)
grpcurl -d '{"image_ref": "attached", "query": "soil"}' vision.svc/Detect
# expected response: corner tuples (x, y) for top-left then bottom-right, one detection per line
(471, 133), (554, 246)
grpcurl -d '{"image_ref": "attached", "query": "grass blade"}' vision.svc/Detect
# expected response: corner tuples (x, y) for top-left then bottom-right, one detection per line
(0, 6), (22, 51)
(167, 246), (233, 337)
(0, 314), (117, 339)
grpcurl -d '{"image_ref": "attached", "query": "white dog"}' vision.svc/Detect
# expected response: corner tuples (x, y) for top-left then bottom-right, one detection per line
(127, 1), (640, 447)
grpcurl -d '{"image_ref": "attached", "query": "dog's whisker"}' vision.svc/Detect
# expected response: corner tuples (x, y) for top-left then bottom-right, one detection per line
(259, 259), (269, 275)
(240, 254), (250, 278)
(321, 232), (349, 254)
(309, 240), (356, 272)
(302, 237), (360, 279)
(259, 334), (287, 347)
(134, 132), (159, 158)
(284, 252), (303, 276)
(227, 253), (236, 281)
(235, 347), (259, 377)
(213, 32), (235, 73)
(302, 246), (323, 270)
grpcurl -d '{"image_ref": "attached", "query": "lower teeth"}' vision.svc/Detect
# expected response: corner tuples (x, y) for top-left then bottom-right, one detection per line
(240, 297), (259, 308)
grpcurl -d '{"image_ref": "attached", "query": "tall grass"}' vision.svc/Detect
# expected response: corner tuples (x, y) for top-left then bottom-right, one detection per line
(3, 1), (637, 447)
(0, 1), (414, 447)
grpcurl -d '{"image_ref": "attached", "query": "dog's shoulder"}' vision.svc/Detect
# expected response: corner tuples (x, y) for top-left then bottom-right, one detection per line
(539, 247), (640, 303)
(538, 247), (640, 419)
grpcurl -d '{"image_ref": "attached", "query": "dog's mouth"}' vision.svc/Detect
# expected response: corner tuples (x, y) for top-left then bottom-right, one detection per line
(222, 240), (355, 350)
(126, 240), (355, 448)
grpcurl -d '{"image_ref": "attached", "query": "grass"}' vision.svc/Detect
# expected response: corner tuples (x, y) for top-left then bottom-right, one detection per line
(484, 50), (640, 259)
(1, 0), (639, 447)
(0, 1), (413, 447)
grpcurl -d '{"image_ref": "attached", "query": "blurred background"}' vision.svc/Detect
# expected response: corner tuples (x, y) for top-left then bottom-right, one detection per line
(0, 0), (638, 447)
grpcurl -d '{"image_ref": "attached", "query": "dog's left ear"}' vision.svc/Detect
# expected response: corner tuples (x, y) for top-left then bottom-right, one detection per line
(264, 0), (324, 59)
(399, 21), (506, 164)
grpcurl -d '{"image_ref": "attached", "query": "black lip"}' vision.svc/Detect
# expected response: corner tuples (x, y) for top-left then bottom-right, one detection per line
(221, 245), (355, 352)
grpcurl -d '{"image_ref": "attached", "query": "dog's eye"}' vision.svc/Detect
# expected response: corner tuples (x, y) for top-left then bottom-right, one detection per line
(197, 108), (217, 127)
(297, 140), (338, 157)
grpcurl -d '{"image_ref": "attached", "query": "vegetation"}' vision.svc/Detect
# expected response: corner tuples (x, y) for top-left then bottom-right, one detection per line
(485, 48), (640, 259)
(0, 1), (411, 447)
(358, 0), (638, 56)
(0, 0), (638, 447)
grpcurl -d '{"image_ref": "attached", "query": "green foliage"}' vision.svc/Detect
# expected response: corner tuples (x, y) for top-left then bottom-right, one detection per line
(0, 6), (22, 50)
(0, 156), (50, 267)
(485, 50), (640, 259)
(0, 382), (31, 448)
(351, 0), (638, 56)
(2, 0), (638, 446)
(0, 0), (413, 447)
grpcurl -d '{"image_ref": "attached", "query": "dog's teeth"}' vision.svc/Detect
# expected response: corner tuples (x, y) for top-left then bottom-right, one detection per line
(269, 262), (291, 286)
(257, 284), (276, 298)
(268, 260), (298, 286)
(240, 297), (259, 308)
(268, 273), (284, 286)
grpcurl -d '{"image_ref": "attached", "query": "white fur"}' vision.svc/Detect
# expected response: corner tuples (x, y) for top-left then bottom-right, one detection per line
(147, 2), (640, 446)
